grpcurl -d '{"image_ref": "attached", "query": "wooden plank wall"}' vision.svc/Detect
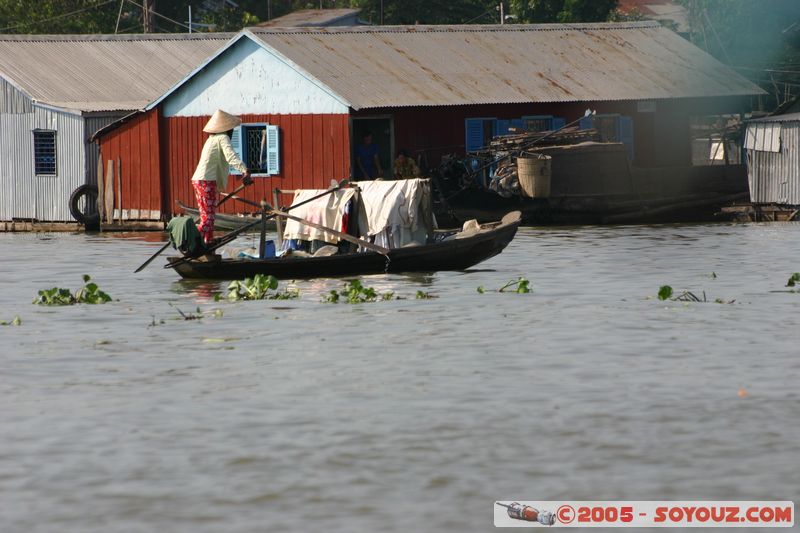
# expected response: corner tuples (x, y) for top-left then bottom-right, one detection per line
(162, 113), (350, 215)
(96, 109), (162, 217)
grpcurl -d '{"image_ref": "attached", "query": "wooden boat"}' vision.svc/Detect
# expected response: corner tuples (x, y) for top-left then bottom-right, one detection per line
(177, 200), (263, 231)
(168, 211), (521, 280)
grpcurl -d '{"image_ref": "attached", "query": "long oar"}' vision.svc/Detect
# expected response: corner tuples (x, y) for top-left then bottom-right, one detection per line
(165, 182), (353, 269)
(267, 208), (389, 255)
(134, 181), (249, 273)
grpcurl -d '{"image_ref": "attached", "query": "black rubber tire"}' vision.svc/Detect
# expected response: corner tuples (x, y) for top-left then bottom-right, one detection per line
(69, 184), (101, 228)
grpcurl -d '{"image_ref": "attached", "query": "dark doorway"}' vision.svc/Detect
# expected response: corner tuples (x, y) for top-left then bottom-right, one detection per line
(351, 116), (393, 180)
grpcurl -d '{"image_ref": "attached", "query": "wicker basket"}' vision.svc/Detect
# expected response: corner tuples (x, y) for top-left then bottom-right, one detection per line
(517, 154), (551, 198)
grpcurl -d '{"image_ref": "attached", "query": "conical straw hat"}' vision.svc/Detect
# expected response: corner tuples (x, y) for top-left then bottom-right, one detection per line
(203, 109), (242, 133)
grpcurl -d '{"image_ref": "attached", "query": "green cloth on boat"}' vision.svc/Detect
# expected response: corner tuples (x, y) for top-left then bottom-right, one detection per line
(166, 216), (204, 255)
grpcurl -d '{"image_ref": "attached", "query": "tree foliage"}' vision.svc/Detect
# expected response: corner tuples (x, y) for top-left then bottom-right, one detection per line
(0, 0), (622, 33)
(677, 0), (800, 108)
(507, 0), (618, 24)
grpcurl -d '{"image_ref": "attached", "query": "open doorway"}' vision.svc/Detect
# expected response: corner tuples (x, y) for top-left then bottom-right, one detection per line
(351, 116), (393, 180)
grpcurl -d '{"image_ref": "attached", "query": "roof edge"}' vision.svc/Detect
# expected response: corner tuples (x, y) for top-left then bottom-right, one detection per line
(0, 32), (235, 42)
(248, 21), (661, 33)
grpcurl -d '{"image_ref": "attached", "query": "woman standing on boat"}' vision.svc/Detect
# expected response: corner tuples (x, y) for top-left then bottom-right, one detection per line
(192, 109), (252, 245)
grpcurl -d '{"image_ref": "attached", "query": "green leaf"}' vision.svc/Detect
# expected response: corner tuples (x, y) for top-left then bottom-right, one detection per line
(477, 286), (485, 294)
(787, 273), (800, 287)
(658, 285), (673, 301)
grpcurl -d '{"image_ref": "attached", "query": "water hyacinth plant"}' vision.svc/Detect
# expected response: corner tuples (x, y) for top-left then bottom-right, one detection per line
(323, 279), (395, 304)
(657, 285), (734, 304)
(478, 277), (532, 294)
(224, 274), (299, 301)
(33, 275), (112, 305)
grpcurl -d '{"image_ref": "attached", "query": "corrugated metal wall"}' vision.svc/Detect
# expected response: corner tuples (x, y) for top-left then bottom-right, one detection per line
(34, 107), (86, 221)
(0, 77), (32, 114)
(746, 121), (800, 205)
(0, 113), (34, 219)
(85, 114), (126, 187)
(97, 109), (163, 219)
(162, 113), (350, 216)
(0, 104), (90, 221)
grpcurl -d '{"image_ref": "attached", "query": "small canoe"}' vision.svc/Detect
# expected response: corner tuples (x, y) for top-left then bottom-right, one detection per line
(168, 211), (521, 280)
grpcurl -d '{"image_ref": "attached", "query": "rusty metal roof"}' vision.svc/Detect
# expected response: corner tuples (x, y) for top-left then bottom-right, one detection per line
(247, 22), (764, 109)
(0, 33), (231, 112)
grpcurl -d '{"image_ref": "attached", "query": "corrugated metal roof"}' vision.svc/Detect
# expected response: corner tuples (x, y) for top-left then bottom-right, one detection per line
(257, 9), (363, 27)
(0, 33), (231, 112)
(247, 22), (764, 109)
(749, 111), (800, 123)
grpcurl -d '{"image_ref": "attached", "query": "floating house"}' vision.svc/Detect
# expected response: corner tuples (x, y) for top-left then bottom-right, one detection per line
(93, 22), (764, 222)
(0, 33), (229, 224)
(744, 113), (800, 207)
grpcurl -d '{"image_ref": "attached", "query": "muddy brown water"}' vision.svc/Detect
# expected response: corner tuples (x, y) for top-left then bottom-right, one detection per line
(1, 223), (798, 532)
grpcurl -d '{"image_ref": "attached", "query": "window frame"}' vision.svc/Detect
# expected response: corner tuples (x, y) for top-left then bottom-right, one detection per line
(33, 129), (57, 176)
(229, 123), (281, 177)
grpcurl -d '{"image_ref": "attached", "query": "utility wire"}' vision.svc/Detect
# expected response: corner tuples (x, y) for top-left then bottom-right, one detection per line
(123, 0), (194, 31)
(0, 0), (117, 32)
(464, 8), (496, 24)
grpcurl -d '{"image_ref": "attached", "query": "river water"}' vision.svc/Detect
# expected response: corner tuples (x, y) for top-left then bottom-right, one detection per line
(1, 223), (798, 532)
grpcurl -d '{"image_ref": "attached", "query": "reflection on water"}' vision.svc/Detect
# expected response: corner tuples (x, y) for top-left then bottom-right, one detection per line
(1, 223), (799, 533)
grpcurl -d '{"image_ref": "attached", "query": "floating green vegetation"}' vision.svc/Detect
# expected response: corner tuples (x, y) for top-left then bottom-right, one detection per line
(1, 316), (21, 326)
(323, 279), (396, 304)
(786, 273), (800, 287)
(657, 285), (734, 304)
(478, 277), (532, 294)
(171, 303), (223, 320)
(658, 285), (674, 301)
(415, 290), (437, 299)
(149, 305), (224, 328)
(33, 275), (112, 305)
(223, 274), (299, 301)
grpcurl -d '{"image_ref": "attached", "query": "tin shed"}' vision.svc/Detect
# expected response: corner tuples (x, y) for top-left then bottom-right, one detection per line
(0, 33), (229, 223)
(744, 113), (800, 206)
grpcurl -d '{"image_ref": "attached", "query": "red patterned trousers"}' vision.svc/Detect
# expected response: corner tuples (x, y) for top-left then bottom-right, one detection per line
(192, 180), (217, 244)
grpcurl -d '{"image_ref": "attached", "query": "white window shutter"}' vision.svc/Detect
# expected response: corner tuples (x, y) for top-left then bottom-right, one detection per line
(266, 125), (280, 175)
(229, 125), (244, 175)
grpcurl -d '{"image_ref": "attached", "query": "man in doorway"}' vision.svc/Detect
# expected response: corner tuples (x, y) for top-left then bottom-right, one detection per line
(354, 131), (383, 180)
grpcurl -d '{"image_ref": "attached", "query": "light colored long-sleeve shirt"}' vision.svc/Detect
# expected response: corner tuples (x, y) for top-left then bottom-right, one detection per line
(191, 133), (248, 190)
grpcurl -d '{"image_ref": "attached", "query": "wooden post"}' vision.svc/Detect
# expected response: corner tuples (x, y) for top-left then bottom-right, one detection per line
(96, 155), (104, 225)
(273, 188), (283, 248)
(259, 199), (268, 259)
(105, 160), (114, 224)
(116, 157), (122, 223)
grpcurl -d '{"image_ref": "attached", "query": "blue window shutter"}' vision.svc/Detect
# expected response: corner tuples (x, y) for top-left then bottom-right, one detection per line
(579, 116), (593, 131)
(552, 117), (566, 130)
(229, 125), (243, 175)
(496, 119), (511, 136)
(266, 125), (280, 175)
(465, 119), (484, 152)
(618, 116), (634, 160)
(510, 119), (524, 131)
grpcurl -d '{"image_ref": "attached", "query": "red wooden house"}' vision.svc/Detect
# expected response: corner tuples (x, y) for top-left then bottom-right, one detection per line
(93, 22), (762, 220)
